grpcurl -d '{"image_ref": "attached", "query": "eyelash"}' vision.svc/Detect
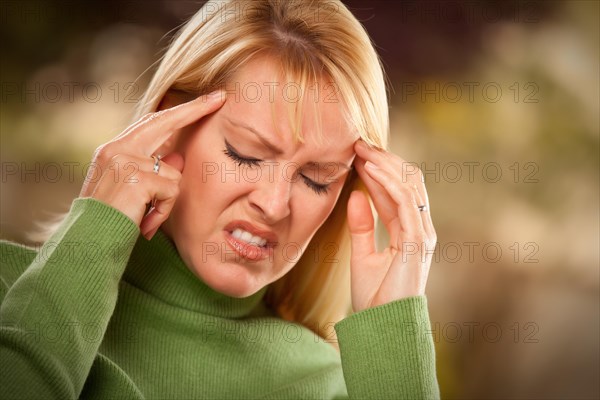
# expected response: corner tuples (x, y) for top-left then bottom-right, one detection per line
(222, 141), (330, 196)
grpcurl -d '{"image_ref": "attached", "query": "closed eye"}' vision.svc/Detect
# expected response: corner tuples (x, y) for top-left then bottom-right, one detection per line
(223, 140), (261, 168)
(300, 176), (329, 195)
(222, 140), (330, 196)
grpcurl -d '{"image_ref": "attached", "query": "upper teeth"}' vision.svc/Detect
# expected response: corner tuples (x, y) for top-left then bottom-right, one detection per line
(231, 229), (268, 247)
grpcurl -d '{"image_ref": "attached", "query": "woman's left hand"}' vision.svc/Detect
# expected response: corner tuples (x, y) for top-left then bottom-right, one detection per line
(347, 139), (437, 313)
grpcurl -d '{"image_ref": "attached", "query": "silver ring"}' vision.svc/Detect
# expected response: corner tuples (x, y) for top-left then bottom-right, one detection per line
(418, 204), (428, 212)
(149, 154), (161, 211)
(152, 154), (162, 174)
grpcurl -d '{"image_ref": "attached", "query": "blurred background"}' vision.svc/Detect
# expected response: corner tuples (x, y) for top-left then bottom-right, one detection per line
(1, 0), (598, 398)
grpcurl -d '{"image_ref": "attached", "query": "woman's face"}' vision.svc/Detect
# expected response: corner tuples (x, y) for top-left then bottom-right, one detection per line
(162, 56), (359, 298)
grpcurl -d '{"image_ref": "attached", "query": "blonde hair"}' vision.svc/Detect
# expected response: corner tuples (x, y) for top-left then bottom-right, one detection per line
(36, 0), (390, 342)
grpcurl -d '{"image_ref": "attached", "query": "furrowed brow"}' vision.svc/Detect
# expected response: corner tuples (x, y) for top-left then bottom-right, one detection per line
(225, 116), (352, 171)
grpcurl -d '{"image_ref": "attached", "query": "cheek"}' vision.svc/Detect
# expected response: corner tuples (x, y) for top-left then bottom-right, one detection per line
(174, 131), (227, 220)
(307, 179), (348, 229)
(289, 191), (339, 243)
(178, 146), (249, 217)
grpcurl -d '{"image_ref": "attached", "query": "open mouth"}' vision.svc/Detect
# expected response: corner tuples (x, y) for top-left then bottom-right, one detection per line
(223, 230), (274, 262)
(229, 228), (269, 248)
(222, 220), (278, 261)
(223, 220), (279, 249)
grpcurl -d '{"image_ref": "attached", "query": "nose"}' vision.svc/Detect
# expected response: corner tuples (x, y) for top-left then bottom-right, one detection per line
(247, 170), (292, 224)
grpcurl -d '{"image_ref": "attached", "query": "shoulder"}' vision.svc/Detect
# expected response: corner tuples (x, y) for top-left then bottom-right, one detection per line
(0, 197), (140, 307)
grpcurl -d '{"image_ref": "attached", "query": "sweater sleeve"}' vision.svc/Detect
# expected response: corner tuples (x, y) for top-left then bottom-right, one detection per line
(0, 197), (140, 399)
(334, 296), (441, 399)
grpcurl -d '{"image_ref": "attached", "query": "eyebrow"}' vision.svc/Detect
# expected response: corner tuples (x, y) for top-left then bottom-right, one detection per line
(224, 116), (353, 171)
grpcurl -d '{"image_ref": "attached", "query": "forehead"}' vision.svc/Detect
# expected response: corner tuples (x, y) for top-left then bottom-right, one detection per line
(222, 56), (359, 152)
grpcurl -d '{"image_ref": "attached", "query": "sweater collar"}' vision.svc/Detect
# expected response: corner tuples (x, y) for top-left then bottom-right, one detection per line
(122, 229), (269, 319)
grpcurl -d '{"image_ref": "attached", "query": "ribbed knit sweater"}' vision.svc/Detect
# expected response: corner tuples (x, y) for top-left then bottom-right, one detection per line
(0, 197), (440, 399)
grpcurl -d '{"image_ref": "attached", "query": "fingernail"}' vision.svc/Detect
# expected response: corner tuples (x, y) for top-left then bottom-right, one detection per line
(141, 224), (152, 239)
(196, 90), (223, 103)
(365, 161), (379, 171)
(144, 227), (158, 241)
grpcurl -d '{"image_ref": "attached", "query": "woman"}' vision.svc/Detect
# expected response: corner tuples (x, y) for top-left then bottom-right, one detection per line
(0, 0), (439, 398)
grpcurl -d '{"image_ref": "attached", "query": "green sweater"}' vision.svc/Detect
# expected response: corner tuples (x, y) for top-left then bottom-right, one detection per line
(0, 197), (440, 399)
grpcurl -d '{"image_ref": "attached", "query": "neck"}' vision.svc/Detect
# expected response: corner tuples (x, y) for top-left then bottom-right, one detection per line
(122, 229), (270, 319)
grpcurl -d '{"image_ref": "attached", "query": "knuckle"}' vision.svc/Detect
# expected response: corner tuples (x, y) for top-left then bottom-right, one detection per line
(430, 230), (438, 243)
(136, 111), (163, 130)
(94, 144), (112, 163)
(140, 112), (154, 122)
(403, 232), (421, 244)
(412, 167), (424, 182)
(147, 110), (166, 123)
(173, 170), (183, 182)
(402, 164), (423, 183)
(161, 164), (182, 181)
(396, 183), (413, 196)
(169, 181), (180, 197)
(109, 153), (126, 165)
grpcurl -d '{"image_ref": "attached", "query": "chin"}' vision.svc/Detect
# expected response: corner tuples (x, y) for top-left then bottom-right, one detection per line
(194, 257), (264, 298)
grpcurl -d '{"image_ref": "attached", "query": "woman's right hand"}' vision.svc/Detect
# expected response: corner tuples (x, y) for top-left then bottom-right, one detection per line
(79, 90), (226, 239)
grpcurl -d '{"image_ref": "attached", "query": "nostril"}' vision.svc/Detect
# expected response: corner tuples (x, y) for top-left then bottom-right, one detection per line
(247, 186), (292, 224)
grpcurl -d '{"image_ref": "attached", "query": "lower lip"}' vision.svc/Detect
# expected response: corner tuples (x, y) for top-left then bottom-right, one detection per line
(223, 231), (274, 262)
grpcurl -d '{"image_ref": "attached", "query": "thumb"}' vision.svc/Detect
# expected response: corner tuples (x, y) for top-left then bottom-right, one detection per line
(347, 190), (376, 261)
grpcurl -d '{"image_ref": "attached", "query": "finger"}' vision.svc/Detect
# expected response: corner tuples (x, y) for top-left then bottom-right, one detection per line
(353, 156), (400, 234)
(414, 183), (436, 240)
(139, 177), (181, 239)
(347, 190), (377, 261)
(355, 156), (404, 243)
(111, 112), (154, 143)
(355, 139), (430, 224)
(411, 184), (428, 236)
(384, 185), (432, 299)
(141, 194), (177, 240)
(127, 90), (226, 156)
(139, 153), (183, 224)
(355, 139), (426, 193)
(116, 153), (182, 181)
(355, 140), (400, 173)
(112, 89), (200, 143)
(364, 160), (424, 237)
